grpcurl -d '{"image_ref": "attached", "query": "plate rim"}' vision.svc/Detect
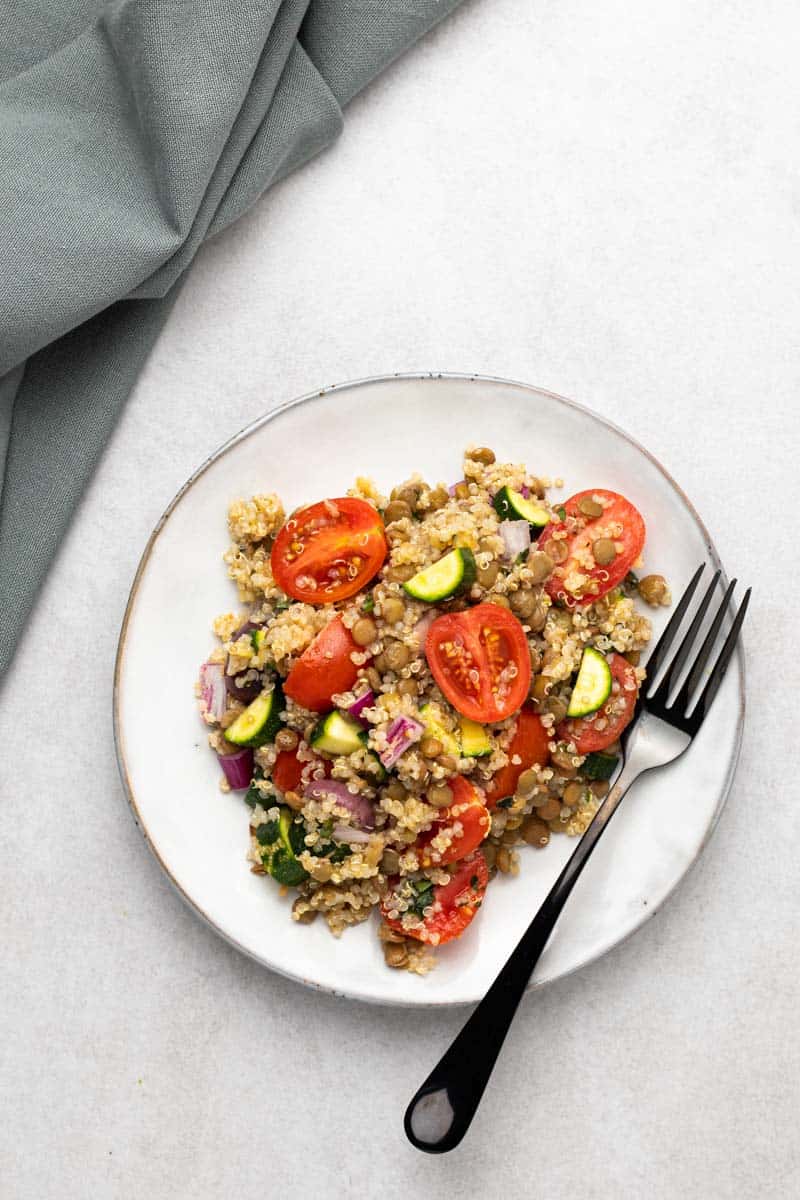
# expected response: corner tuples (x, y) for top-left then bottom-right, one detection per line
(113, 370), (746, 1008)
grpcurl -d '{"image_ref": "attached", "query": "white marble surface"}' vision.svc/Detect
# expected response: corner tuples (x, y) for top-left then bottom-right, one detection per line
(2, 1), (799, 1195)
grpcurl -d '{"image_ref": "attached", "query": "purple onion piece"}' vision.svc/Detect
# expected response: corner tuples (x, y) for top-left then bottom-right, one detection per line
(520, 484), (530, 499)
(347, 689), (376, 728)
(448, 480), (465, 497)
(303, 779), (376, 830)
(225, 619), (265, 703)
(224, 668), (262, 705)
(332, 824), (373, 845)
(499, 520), (531, 562)
(411, 611), (436, 652)
(199, 662), (227, 722)
(380, 715), (424, 769)
(217, 747), (254, 791)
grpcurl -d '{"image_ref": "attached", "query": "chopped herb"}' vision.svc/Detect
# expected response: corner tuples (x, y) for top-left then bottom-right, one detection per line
(273, 598), (291, 613)
(329, 844), (353, 864)
(256, 821), (279, 846)
(497, 797), (513, 809)
(287, 818), (306, 857)
(516, 551), (527, 565)
(556, 505), (567, 521)
(408, 878), (435, 919)
(622, 571), (639, 596)
(244, 766), (266, 809)
(318, 818), (334, 840)
(361, 596), (375, 613)
(268, 848), (308, 887)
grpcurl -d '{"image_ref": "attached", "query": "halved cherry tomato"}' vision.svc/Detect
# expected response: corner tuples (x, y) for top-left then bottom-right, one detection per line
(271, 497), (387, 604)
(425, 603), (532, 722)
(416, 777), (491, 867)
(557, 652), (639, 753)
(283, 615), (361, 712)
(272, 744), (328, 792)
(484, 704), (550, 809)
(381, 850), (488, 947)
(538, 490), (645, 607)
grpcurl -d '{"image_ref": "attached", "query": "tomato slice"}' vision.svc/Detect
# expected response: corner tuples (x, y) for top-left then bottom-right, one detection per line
(271, 497), (387, 604)
(381, 851), (489, 947)
(538, 490), (645, 607)
(425, 603), (532, 722)
(416, 777), (491, 867)
(484, 704), (550, 809)
(283, 615), (361, 712)
(557, 652), (639, 753)
(271, 747), (327, 793)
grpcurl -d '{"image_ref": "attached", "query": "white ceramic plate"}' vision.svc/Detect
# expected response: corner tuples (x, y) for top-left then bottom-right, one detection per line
(114, 374), (744, 1007)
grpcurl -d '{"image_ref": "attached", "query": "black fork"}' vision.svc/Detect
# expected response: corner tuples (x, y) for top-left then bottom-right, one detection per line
(405, 564), (750, 1154)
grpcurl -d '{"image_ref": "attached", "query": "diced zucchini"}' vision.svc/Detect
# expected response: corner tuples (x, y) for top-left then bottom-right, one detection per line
(224, 682), (284, 747)
(250, 628), (267, 653)
(566, 648), (612, 718)
(460, 717), (492, 757)
(403, 547), (476, 603)
(310, 710), (366, 756)
(257, 807), (309, 887)
(582, 752), (619, 781)
(419, 702), (460, 757)
(363, 750), (387, 783)
(493, 486), (550, 530)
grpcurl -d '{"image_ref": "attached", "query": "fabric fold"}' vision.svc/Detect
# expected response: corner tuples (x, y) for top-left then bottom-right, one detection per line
(0, 0), (466, 679)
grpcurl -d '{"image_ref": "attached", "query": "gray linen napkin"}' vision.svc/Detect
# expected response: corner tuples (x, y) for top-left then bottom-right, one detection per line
(0, 0), (465, 677)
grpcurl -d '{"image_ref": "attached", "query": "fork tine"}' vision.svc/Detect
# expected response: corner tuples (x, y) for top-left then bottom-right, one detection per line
(650, 568), (721, 704)
(685, 587), (751, 729)
(643, 563), (705, 686)
(672, 576), (737, 712)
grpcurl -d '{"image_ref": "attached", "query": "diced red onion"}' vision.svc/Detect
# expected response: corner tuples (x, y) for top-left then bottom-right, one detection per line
(380, 715), (424, 769)
(347, 689), (376, 728)
(217, 747), (253, 790)
(499, 520), (531, 562)
(224, 620), (265, 703)
(332, 824), (373, 845)
(225, 667), (261, 705)
(303, 779), (375, 829)
(520, 484), (530, 498)
(411, 610), (436, 651)
(448, 480), (465, 497)
(234, 619), (259, 639)
(199, 662), (227, 722)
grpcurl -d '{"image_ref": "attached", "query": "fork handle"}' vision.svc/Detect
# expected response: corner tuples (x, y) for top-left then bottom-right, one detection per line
(404, 754), (645, 1154)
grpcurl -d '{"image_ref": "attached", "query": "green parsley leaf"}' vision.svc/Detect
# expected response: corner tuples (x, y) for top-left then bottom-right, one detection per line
(268, 849), (308, 887)
(256, 821), (279, 846)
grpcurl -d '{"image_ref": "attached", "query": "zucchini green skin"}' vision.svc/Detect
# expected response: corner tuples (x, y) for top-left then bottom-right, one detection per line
(224, 681), (285, 747)
(257, 807), (308, 886)
(493, 486), (550, 529)
(310, 711), (366, 756)
(582, 752), (619, 781)
(403, 547), (477, 603)
(566, 647), (612, 718)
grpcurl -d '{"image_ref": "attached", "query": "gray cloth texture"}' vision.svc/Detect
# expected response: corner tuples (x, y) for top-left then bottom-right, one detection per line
(0, 0), (465, 677)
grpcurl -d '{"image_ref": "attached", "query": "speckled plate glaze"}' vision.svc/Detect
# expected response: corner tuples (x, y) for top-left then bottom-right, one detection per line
(114, 374), (744, 1007)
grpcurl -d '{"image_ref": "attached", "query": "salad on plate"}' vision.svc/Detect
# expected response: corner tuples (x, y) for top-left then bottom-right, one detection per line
(197, 446), (670, 975)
